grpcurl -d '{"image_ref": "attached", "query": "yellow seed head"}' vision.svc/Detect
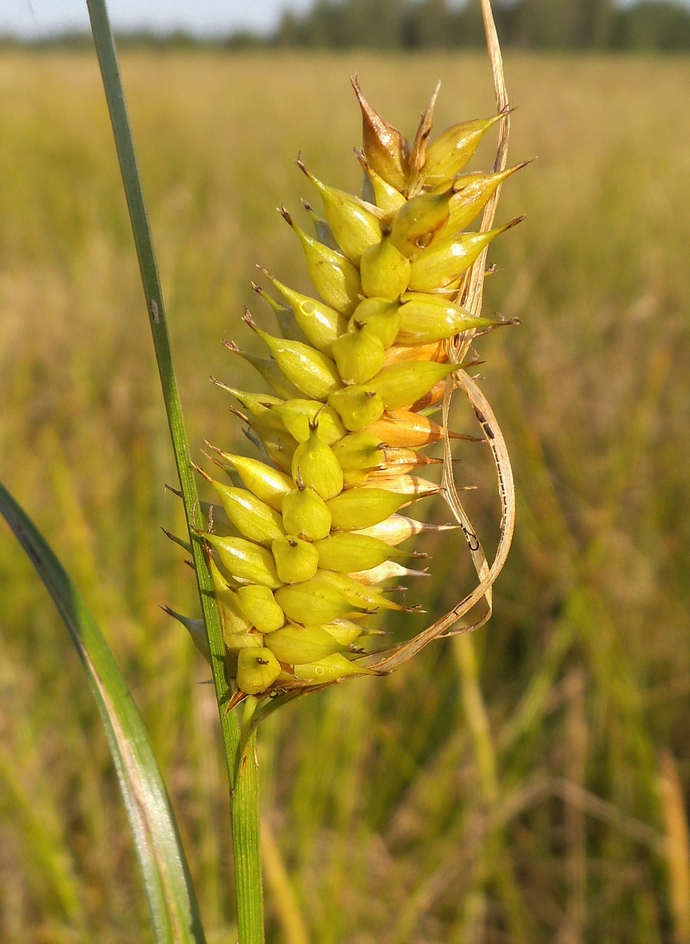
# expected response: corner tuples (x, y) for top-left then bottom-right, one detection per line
(184, 75), (522, 700)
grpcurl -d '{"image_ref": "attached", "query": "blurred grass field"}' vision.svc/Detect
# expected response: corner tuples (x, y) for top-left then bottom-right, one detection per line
(1, 48), (689, 943)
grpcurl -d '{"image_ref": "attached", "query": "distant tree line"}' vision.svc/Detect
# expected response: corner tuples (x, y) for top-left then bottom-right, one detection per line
(3, 0), (689, 52)
(268, 0), (690, 51)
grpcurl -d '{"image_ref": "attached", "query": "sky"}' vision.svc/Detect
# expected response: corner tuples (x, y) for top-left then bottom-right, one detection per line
(0, 0), (315, 38)
(0, 0), (684, 39)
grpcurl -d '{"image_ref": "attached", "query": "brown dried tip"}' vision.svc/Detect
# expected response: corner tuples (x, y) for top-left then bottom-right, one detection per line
(514, 158), (535, 172)
(407, 81), (441, 198)
(242, 308), (258, 332)
(295, 153), (309, 177)
(505, 214), (527, 231)
(228, 405), (250, 425)
(221, 334), (242, 354)
(353, 147), (369, 172)
(191, 461), (214, 485)
(225, 689), (248, 713)
(209, 374), (232, 393)
(351, 75), (409, 192)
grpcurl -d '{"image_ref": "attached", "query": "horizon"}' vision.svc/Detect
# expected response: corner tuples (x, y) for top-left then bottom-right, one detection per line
(2, 0), (688, 40)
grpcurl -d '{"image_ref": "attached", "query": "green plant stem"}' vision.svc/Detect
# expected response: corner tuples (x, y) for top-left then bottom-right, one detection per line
(233, 735), (265, 940)
(84, 1), (264, 940)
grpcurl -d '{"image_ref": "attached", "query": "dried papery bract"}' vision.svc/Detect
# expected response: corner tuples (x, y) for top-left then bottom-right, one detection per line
(168, 0), (519, 717)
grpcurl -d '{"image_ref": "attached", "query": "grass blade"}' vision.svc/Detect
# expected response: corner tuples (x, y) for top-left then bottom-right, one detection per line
(0, 482), (206, 944)
(83, 0), (231, 698)
(82, 0), (219, 624)
(83, 1), (263, 939)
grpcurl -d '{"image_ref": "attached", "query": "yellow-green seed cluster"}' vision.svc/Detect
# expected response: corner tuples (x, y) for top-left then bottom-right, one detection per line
(195, 80), (523, 701)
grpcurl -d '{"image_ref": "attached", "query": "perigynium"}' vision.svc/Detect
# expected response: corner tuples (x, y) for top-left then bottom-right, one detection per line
(168, 34), (522, 714)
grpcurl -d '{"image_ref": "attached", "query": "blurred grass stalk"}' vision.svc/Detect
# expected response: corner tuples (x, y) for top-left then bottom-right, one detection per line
(659, 750), (690, 944)
(84, 0), (264, 941)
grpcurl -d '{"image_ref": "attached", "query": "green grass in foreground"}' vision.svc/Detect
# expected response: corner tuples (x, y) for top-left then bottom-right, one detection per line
(0, 50), (689, 943)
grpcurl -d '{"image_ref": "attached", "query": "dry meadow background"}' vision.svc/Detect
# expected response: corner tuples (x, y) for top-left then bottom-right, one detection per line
(0, 49), (689, 943)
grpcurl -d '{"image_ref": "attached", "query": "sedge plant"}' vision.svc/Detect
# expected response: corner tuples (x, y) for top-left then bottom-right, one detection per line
(0, 0), (522, 941)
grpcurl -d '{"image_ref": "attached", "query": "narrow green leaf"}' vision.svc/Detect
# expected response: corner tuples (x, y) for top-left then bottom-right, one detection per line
(82, 0), (239, 771)
(0, 482), (206, 944)
(83, 2), (265, 940)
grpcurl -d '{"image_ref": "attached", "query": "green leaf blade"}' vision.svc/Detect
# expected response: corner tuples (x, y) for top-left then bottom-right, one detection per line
(0, 482), (206, 944)
(83, 0), (264, 937)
